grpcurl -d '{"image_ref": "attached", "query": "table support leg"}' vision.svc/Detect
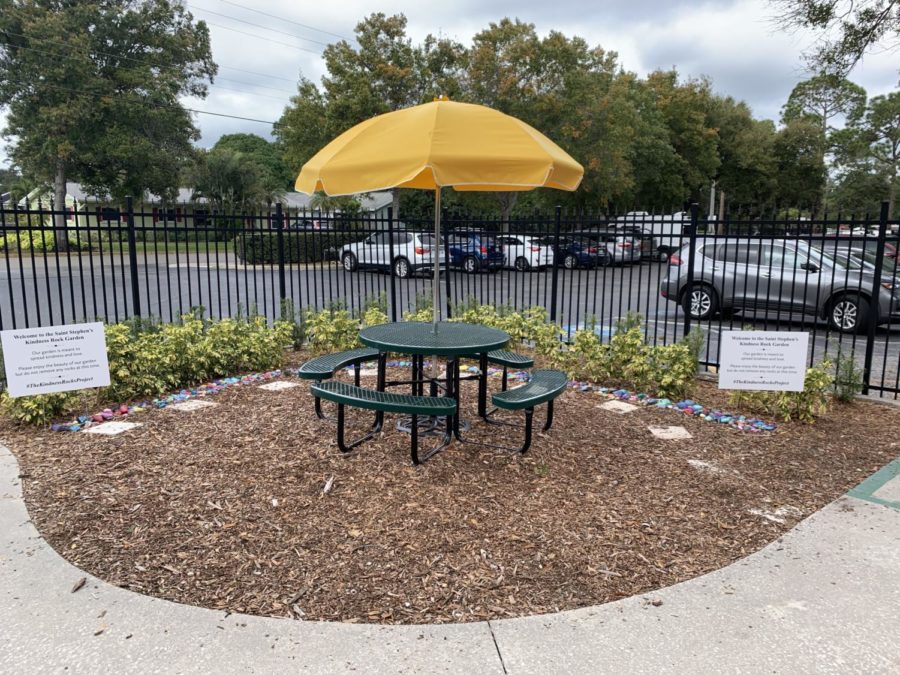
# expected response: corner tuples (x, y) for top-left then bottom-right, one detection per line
(478, 352), (488, 418)
(375, 352), (387, 429)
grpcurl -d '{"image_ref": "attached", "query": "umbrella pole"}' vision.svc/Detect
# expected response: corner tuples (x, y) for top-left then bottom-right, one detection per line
(433, 187), (441, 331)
(431, 187), (441, 380)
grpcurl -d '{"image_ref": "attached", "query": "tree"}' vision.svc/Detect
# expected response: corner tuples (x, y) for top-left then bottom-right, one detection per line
(277, 13), (458, 218)
(781, 74), (867, 144)
(0, 0), (216, 248)
(636, 71), (720, 205)
(708, 97), (779, 211)
(830, 91), (900, 216)
(770, 0), (899, 74)
(213, 133), (292, 200)
(187, 148), (264, 211)
(773, 118), (828, 209)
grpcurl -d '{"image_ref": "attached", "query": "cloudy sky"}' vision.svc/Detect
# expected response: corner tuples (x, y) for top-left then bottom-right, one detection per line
(2, 0), (898, 168)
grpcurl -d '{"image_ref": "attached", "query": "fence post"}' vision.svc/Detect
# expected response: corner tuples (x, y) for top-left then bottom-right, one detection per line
(387, 207), (398, 322)
(125, 195), (141, 318)
(862, 200), (890, 394)
(683, 202), (700, 339)
(549, 205), (561, 323)
(275, 202), (286, 307)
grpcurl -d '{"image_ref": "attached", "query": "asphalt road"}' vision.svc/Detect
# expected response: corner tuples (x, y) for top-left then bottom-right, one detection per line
(3, 251), (899, 397)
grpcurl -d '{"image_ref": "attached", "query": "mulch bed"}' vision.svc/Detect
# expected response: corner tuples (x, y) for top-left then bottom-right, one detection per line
(2, 359), (898, 625)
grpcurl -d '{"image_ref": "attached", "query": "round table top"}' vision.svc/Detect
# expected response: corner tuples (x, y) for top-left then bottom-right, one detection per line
(359, 321), (509, 356)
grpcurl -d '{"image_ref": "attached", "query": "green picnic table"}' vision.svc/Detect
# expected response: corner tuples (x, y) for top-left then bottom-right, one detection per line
(359, 321), (510, 436)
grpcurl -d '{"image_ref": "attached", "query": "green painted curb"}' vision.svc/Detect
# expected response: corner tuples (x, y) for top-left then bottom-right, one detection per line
(847, 456), (900, 510)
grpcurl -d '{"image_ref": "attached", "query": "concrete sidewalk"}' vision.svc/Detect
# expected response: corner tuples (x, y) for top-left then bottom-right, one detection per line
(2, 442), (899, 674)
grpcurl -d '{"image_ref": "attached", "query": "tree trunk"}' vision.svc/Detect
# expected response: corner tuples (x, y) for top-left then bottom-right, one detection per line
(53, 158), (69, 252)
(497, 192), (518, 232)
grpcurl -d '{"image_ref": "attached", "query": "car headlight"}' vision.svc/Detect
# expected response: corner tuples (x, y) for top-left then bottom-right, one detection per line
(882, 282), (894, 291)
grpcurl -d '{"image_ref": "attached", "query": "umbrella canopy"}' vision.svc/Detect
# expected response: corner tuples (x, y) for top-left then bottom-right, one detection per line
(295, 99), (583, 332)
(296, 100), (583, 195)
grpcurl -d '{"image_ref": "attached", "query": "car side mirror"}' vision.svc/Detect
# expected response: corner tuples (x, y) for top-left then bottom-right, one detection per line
(801, 262), (818, 273)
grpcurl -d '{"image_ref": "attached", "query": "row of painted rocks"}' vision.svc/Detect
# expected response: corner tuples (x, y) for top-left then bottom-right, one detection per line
(577, 384), (777, 432)
(48, 362), (775, 434)
(49, 371), (283, 432)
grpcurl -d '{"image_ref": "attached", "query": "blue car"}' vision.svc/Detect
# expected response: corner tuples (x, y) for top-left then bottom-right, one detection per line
(536, 235), (609, 269)
(447, 233), (506, 273)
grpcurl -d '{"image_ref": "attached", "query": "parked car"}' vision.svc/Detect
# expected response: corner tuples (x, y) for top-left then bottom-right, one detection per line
(534, 234), (608, 269)
(339, 230), (445, 278)
(608, 214), (659, 259)
(574, 231), (642, 265)
(659, 237), (900, 333)
(816, 236), (898, 262)
(447, 232), (505, 273)
(496, 234), (554, 271)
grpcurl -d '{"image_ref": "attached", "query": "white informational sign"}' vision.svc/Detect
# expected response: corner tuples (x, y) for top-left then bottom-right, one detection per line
(718, 331), (809, 392)
(1, 322), (110, 398)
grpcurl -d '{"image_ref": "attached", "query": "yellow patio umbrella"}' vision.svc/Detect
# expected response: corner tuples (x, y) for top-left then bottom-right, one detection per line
(295, 98), (583, 329)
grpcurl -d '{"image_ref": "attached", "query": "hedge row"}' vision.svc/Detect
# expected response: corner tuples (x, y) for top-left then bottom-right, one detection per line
(234, 232), (358, 264)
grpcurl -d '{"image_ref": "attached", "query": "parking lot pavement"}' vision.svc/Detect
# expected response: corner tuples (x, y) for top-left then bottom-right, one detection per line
(2, 255), (899, 396)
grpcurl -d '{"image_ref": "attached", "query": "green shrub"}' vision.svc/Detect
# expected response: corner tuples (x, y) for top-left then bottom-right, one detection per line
(728, 359), (833, 423)
(0, 390), (81, 425)
(833, 346), (864, 402)
(234, 231), (356, 264)
(0, 226), (93, 252)
(103, 314), (293, 403)
(559, 315), (702, 398)
(363, 306), (389, 327)
(304, 308), (360, 354)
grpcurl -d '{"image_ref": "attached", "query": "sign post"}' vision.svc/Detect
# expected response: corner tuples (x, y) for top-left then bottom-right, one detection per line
(718, 331), (809, 392)
(1, 323), (110, 397)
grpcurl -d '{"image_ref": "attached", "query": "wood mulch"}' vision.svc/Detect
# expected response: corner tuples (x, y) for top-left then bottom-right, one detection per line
(2, 359), (898, 625)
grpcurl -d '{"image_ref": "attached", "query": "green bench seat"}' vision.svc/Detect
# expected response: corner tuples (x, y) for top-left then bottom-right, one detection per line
(486, 349), (534, 392)
(297, 347), (381, 382)
(488, 369), (568, 453)
(492, 369), (568, 410)
(310, 381), (456, 465)
(312, 381), (457, 416)
(487, 349), (534, 369)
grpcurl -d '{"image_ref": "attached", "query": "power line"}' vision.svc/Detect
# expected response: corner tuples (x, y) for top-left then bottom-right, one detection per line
(219, 65), (295, 83)
(208, 83), (289, 102)
(203, 21), (322, 54)
(2, 73), (278, 125)
(215, 76), (295, 95)
(217, 0), (351, 41)
(189, 4), (332, 47)
(1, 34), (298, 96)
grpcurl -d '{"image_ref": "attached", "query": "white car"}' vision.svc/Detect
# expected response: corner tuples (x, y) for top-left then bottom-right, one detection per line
(339, 230), (445, 278)
(497, 234), (554, 271)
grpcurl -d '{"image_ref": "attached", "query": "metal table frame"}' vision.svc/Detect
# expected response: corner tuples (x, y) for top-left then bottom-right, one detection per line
(358, 322), (510, 440)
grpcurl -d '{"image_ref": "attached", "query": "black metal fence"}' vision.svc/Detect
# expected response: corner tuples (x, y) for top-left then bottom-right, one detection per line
(2, 198), (899, 396)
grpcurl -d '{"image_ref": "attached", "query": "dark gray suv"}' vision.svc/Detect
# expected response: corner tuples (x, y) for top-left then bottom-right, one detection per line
(659, 238), (900, 333)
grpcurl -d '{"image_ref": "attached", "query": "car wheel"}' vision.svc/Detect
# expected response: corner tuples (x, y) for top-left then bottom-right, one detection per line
(601, 255), (612, 267)
(683, 284), (718, 320)
(829, 294), (869, 334)
(514, 256), (531, 272)
(342, 252), (358, 272)
(463, 255), (479, 274)
(658, 249), (670, 263)
(393, 257), (411, 279)
(563, 254), (578, 270)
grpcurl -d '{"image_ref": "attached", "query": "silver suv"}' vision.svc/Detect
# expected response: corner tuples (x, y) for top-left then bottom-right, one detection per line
(340, 231), (445, 278)
(659, 237), (900, 333)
